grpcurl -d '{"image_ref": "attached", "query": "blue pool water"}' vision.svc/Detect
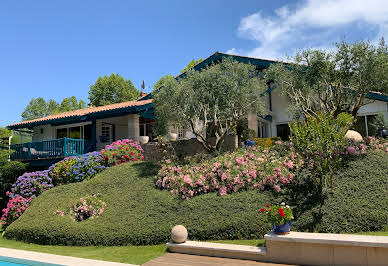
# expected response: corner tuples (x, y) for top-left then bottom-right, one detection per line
(0, 256), (62, 266)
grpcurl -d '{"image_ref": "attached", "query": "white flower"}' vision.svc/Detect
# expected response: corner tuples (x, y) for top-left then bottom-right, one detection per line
(280, 202), (286, 207)
(286, 205), (290, 209)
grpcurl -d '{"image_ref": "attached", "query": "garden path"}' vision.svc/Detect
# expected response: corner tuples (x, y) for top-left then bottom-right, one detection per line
(143, 253), (296, 266)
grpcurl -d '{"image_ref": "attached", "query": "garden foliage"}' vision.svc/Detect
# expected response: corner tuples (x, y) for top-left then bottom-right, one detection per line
(1, 139), (143, 229)
(49, 152), (106, 185)
(289, 112), (352, 189)
(260, 203), (294, 226)
(0, 161), (26, 210)
(155, 144), (302, 199)
(100, 139), (144, 166)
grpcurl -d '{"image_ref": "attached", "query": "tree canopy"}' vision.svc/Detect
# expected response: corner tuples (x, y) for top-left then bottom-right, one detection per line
(22, 97), (86, 121)
(0, 127), (12, 165)
(154, 58), (266, 152)
(181, 58), (203, 73)
(153, 74), (175, 91)
(88, 74), (139, 106)
(265, 39), (388, 119)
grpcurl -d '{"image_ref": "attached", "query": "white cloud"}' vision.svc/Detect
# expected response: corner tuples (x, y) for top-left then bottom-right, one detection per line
(229, 0), (388, 60)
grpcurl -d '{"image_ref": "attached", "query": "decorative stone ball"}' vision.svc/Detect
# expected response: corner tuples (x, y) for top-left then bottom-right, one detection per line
(345, 130), (363, 142)
(171, 225), (188, 243)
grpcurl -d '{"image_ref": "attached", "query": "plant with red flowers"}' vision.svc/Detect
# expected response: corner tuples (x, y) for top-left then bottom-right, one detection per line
(100, 139), (144, 166)
(260, 202), (293, 226)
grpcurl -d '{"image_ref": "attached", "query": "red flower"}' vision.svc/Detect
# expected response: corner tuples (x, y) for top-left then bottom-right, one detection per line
(105, 156), (109, 160)
(113, 153), (117, 156)
(130, 151), (134, 156)
(278, 208), (285, 218)
(265, 204), (270, 208)
(260, 208), (266, 213)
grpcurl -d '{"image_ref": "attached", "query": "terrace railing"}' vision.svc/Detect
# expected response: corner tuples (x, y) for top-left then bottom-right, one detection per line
(10, 138), (86, 161)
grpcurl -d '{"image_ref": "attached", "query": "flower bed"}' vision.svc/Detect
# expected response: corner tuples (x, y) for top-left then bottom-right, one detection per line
(101, 139), (144, 166)
(155, 143), (303, 199)
(1, 139), (143, 229)
(49, 152), (106, 185)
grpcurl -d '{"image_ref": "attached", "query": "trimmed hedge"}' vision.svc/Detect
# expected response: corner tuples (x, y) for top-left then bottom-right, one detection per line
(0, 161), (27, 210)
(4, 151), (388, 245)
(4, 162), (273, 245)
(292, 151), (388, 233)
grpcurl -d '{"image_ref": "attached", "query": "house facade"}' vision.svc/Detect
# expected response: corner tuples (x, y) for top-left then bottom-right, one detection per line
(7, 52), (388, 166)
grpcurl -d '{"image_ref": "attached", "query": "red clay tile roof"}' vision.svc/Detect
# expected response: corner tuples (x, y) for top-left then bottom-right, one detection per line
(8, 99), (153, 128)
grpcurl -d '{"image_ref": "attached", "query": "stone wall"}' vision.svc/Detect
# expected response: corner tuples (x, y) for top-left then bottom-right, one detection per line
(142, 135), (238, 161)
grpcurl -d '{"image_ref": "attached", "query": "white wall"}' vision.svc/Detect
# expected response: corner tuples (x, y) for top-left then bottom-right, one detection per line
(96, 115), (131, 150)
(32, 125), (54, 141)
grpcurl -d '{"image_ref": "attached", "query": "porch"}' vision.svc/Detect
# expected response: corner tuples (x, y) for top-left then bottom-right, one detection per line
(10, 138), (85, 162)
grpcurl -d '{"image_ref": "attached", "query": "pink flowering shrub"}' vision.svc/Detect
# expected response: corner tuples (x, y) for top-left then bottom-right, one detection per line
(100, 139), (144, 166)
(155, 143), (303, 199)
(344, 137), (388, 156)
(1, 196), (30, 227)
(54, 194), (105, 222)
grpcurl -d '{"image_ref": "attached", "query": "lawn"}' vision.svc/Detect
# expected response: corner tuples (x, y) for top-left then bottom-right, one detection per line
(0, 236), (166, 265)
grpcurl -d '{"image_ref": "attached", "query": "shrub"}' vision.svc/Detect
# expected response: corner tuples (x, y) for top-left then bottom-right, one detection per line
(54, 194), (106, 222)
(8, 170), (53, 200)
(0, 161), (27, 210)
(155, 145), (303, 199)
(253, 137), (281, 148)
(4, 162), (274, 245)
(290, 112), (352, 189)
(49, 152), (106, 185)
(1, 196), (30, 228)
(291, 151), (388, 233)
(100, 139), (144, 166)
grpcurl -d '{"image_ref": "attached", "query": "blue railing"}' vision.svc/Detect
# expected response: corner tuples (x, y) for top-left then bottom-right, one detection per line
(10, 138), (86, 161)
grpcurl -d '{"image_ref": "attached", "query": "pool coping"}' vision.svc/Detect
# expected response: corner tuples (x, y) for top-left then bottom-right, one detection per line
(0, 247), (137, 266)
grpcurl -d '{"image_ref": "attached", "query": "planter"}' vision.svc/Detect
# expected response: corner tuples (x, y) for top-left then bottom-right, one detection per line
(244, 140), (255, 147)
(377, 127), (388, 138)
(168, 133), (178, 141)
(272, 221), (292, 235)
(139, 136), (149, 144)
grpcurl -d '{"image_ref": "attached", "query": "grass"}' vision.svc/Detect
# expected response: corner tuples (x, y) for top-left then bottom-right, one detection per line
(0, 236), (166, 265)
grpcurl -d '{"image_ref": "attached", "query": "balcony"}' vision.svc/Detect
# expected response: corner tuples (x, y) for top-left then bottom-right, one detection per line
(10, 138), (86, 162)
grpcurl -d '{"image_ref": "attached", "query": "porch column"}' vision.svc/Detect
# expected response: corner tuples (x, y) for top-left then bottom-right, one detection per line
(128, 114), (140, 142)
(247, 111), (258, 138)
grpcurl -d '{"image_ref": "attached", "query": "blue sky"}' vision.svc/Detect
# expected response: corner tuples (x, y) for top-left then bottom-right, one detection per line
(1, 0), (387, 126)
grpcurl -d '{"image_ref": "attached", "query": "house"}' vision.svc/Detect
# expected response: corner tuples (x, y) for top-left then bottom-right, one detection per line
(7, 52), (388, 166)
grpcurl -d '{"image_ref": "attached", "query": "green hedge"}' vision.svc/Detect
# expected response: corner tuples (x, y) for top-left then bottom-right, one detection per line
(0, 161), (27, 210)
(4, 151), (388, 245)
(4, 162), (273, 245)
(292, 151), (388, 233)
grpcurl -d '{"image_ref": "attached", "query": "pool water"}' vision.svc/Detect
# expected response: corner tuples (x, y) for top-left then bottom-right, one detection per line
(0, 256), (62, 266)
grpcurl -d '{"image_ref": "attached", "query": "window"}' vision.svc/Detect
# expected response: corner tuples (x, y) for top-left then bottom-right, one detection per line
(101, 126), (111, 141)
(276, 124), (291, 141)
(69, 126), (82, 139)
(177, 127), (185, 139)
(57, 128), (67, 139)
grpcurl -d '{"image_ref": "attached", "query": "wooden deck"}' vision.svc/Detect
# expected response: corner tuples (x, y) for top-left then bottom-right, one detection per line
(143, 253), (296, 266)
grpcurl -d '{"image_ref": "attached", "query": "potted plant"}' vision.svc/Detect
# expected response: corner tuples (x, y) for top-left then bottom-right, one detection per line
(260, 202), (294, 234)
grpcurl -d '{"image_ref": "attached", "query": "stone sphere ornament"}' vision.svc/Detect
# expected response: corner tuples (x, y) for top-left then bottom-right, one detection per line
(171, 225), (188, 243)
(345, 130), (363, 142)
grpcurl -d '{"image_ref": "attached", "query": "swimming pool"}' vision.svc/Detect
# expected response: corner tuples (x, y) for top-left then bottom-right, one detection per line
(0, 256), (63, 266)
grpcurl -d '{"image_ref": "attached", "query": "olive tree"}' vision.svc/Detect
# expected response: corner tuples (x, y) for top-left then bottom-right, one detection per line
(153, 58), (266, 153)
(265, 39), (388, 120)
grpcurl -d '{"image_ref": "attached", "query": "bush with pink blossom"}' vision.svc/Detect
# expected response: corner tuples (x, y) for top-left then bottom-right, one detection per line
(100, 139), (144, 166)
(155, 143), (303, 199)
(54, 194), (105, 222)
(1, 196), (30, 227)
